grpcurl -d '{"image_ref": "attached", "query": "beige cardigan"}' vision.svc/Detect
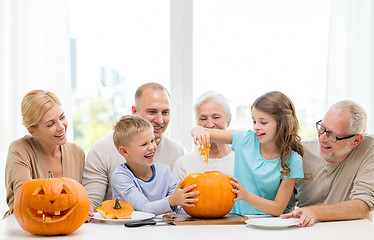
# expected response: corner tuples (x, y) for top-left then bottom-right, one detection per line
(4, 135), (85, 218)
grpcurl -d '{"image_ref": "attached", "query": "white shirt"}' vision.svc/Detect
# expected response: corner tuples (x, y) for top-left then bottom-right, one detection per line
(172, 149), (235, 181)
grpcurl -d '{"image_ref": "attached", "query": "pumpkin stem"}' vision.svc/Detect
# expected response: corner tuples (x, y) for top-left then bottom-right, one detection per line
(48, 171), (54, 178)
(114, 197), (122, 209)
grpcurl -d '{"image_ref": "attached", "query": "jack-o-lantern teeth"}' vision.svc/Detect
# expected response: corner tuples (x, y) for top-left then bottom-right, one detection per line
(39, 211), (61, 216)
(26, 202), (78, 223)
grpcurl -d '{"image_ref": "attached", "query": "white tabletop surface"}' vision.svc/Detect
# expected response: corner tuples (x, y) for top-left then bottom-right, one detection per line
(1, 214), (374, 240)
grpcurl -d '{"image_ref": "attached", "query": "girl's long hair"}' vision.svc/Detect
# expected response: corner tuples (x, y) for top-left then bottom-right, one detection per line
(252, 91), (304, 178)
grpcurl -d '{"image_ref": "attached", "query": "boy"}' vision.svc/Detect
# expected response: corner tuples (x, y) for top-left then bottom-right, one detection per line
(111, 115), (198, 215)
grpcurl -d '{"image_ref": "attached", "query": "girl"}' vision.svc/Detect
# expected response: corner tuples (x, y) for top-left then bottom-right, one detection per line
(192, 91), (304, 216)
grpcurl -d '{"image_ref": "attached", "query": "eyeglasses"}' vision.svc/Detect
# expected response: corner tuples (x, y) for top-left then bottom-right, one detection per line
(315, 120), (357, 143)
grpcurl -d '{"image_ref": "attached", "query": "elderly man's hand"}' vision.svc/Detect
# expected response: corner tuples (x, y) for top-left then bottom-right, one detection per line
(280, 207), (316, 227)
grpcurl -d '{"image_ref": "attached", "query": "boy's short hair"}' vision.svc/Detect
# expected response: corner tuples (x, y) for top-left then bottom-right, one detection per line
(113, 115), (153, 149)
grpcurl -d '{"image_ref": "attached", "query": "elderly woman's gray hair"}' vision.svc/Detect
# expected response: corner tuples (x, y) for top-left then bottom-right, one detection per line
(194, 91), (232, 122)
(329, 100), (367, 135)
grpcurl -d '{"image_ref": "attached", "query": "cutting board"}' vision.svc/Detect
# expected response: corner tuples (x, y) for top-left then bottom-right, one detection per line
(162, 213), (248, 225)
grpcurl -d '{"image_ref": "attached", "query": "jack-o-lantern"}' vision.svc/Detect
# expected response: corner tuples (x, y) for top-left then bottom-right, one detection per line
(182, 171), (235, 218)
(14, 171), (89, 235)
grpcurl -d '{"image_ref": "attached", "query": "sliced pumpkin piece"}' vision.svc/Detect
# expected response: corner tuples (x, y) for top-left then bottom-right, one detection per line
(97, 197), (134, 219)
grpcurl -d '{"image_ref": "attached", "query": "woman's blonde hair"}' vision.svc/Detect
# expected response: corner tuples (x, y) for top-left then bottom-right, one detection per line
(21, 90), (61, 128)
(252, 91), (304, 178)
(113, 115), (153, 149)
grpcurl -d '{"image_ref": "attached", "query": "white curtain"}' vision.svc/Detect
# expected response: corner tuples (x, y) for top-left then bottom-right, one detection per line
(327, 0), (374, 133)
(0, 0), (71, 216)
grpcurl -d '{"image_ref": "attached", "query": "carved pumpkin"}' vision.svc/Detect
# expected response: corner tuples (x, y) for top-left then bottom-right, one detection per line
(97, 197), (134, 219)
(14, 172), (89, 235)
(182, 171), (235, 218)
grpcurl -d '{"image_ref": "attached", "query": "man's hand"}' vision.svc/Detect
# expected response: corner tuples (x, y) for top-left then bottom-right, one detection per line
(85, 202), (97, 223)
(281, 207), (316, 227)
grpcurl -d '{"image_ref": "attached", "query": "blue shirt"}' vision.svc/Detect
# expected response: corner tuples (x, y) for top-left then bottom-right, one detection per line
(231, 130), (304, 215)
(111, 163), (183, 215)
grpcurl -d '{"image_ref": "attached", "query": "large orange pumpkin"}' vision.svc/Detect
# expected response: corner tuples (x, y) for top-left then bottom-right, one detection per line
(182, 171), (235, 218)
(14, 172), (89, 235)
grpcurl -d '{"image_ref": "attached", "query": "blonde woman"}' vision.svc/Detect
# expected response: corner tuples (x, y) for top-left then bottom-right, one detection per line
(4, 90), (85, 218)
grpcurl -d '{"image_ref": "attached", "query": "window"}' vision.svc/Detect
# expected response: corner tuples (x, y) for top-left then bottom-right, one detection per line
(68, 0), (170, 152)
(193, 0), (330, 139)
(68, 0), (330, 152)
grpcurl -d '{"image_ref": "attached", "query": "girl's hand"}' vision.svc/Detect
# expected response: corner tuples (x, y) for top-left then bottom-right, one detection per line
(169, 181), (199, 207)
(191, 126), (210, 147)
(229, 176), (248, 202)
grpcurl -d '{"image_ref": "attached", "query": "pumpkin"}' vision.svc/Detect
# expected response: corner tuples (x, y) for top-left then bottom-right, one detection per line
(97, 197), (134, 219)
(182, 171), (235, 218)
(13, 171), (89, 236)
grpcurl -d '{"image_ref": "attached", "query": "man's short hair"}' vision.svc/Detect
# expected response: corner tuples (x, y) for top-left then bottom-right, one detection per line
(113, 115), (153, 149)
(329, 100), (367, 135)
(134, 82), (170, 107)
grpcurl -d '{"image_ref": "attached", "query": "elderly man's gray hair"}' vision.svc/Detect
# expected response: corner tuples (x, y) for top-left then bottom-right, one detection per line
(329, 100), (367, 135)
(194, 91), (232, 122)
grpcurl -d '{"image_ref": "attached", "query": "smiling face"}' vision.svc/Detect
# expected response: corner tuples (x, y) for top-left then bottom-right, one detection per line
(120, 127), (157, 170)
(26, 180), (77, 223)
(13, 176), (89, 235)
(28, 104), (67, 147)
(318, 110), (358, 163)
(197, 100), (230, 130)
(132, 88), (170, 144)
(251, 107), (278, 146)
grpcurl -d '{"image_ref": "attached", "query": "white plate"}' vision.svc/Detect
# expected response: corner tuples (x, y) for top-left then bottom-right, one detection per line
(246, 217), (299, 229)
(92, 211), (155, 224)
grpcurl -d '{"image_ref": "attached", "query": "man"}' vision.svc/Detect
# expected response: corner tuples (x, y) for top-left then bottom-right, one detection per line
(173, 91), (234, 181)
(282, 100), (374, 226)
(82, 82), (186, 212)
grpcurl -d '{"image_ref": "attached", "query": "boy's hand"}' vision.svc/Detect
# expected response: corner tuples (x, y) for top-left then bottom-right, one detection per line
(169, 180), (199, 207)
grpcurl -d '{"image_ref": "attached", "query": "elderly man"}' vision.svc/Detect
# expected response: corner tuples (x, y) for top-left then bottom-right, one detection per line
(83, 82), (186, 212)
(173, 91), (234, 181)
(282, 100), (374, 226)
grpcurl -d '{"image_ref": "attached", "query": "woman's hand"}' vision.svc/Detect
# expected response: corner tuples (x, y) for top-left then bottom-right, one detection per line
(191, 126), (210, 147)
(169, 180), (199, 207)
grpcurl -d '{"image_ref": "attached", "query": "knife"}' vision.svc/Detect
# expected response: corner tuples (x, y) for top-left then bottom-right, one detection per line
(124, 219), (185, 227)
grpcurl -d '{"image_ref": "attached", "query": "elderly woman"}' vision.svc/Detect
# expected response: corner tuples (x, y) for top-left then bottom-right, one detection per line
(173, 91), (235, 181)
(4, 90), (85, 218)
